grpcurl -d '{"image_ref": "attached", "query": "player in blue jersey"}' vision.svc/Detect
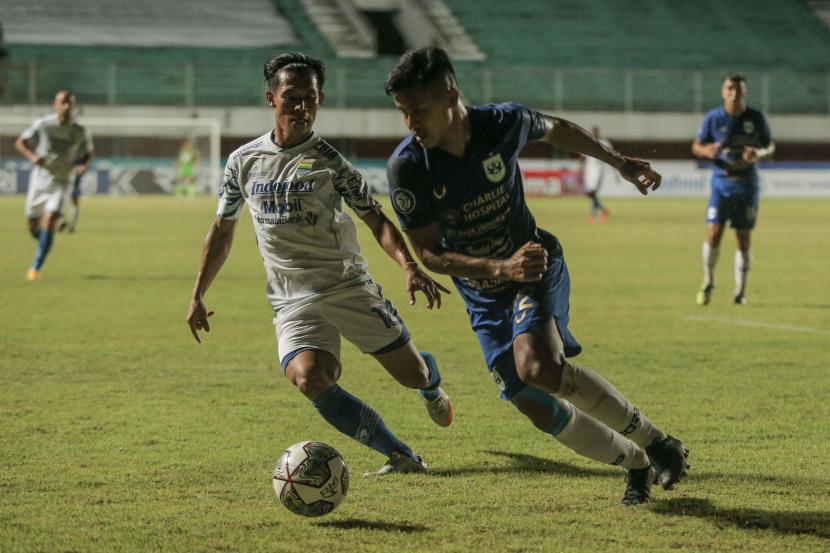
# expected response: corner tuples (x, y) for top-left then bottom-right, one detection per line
(692, 74), (775, 305)
(384, 47), (689, 505)
(187, 52), (453, 476)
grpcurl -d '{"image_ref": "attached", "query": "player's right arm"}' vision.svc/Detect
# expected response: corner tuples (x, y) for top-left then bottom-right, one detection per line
(187, 217), (237, 343)
(691, 139), (720, 159)
(406, 224), (548, 283)
(14, 127), (44, 166)
(691, 112), (720, 159)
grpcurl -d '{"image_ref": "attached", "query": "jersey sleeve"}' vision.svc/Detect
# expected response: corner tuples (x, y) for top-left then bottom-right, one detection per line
(216, 157), (245, 220)
(332, 160), (381, 217)
(498, 102), (547, 145)
(757, 112), (773, 147)
(82, 128), (94, 156)
(696, 112), (714, 143)
(20, 118), (42, 141)
(386, 154), (434, 230)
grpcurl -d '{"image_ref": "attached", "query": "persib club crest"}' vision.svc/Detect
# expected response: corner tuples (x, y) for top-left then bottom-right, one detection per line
(483, 153), (505, 183)
(296, 158), (314, 176)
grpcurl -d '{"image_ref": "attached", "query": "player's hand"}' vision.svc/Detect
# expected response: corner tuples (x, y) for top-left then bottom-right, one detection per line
(699, 142), (721, 159)
(742, 146), (759, 164)
(620, 157), (662, 195)
(501, 242), (548, 283)
(186, 298), (214, 343)
(405, 264), (451, 309)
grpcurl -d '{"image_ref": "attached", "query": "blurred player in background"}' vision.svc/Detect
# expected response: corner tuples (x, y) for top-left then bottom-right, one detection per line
(187, 52), (453, 476)
(14, 90), (93, 281)
(175, 138), (200, 198)
(385, 47), (688, 505)
(581, 126), (612, 223)
(692, 74), (774, 305)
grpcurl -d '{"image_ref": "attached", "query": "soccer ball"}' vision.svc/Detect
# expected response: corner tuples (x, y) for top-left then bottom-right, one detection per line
(272, 441), (349, 517)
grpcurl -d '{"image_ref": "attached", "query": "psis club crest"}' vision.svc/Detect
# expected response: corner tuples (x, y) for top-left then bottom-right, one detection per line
(483, 153), (505, 183)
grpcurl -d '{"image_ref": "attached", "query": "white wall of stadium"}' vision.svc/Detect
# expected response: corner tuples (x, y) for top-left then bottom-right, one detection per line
(2, 160), (829, 198)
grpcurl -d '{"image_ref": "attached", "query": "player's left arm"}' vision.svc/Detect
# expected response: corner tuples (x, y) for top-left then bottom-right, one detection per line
(359, 208), (450, 309)
(538, 115), (661, 195)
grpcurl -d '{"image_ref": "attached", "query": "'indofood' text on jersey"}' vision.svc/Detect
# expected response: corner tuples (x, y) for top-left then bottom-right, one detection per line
(217, 131), (380, 309)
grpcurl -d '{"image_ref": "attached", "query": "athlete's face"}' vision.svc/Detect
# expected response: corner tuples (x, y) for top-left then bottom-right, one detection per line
(721, 78), (747, 112)
(266, 69), (324, 146)
(53, 91), (75, 121)
(392, 83), (457, 149)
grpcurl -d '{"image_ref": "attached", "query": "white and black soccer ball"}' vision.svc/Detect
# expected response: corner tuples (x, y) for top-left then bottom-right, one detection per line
(273, 441), (349, 517)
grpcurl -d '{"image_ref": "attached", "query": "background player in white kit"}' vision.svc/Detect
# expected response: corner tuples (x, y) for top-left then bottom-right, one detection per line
(14, 90), (93, 281)
(186, 52), (453, 475)
(581, 126), (613, 223)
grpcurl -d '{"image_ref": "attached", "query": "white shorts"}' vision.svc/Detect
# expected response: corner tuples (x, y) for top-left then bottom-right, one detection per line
(275, 281), (410, 369)
(25, 183), (68, 218)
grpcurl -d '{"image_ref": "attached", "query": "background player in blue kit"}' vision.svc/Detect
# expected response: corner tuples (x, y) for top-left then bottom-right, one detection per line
(384, 47), (689, 505)
(692, 74), (775, 305)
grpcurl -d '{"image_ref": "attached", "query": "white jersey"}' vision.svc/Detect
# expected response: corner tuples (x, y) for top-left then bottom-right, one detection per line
(584, 137), (612, 193)
(21, 114), (93, 189)
(218, 131), (381, 310)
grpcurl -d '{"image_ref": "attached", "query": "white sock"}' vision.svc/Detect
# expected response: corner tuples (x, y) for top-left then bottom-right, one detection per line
(703, 241), (720, 287)
(735, 249), (750, 296)
(554, 404), (649, 470)
(557, 363), (665, 449)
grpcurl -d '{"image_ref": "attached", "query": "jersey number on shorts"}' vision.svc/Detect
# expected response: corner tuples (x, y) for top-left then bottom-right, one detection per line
(371, 303), (400, 328)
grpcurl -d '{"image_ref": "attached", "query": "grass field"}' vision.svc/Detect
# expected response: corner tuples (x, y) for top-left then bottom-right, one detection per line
(1, 195), (828, 553)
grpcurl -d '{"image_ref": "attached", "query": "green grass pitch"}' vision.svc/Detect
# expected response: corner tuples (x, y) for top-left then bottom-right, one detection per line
(1, 195), (828, 552)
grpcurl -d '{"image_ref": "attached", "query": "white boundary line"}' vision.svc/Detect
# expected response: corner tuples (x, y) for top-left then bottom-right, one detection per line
(685, 315), (825, 334)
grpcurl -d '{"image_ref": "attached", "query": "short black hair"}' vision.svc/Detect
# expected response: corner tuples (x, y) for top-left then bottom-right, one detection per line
(384, 46), (457, 95)
(264, 52), (326, 91)
(723, 73), (746, 85)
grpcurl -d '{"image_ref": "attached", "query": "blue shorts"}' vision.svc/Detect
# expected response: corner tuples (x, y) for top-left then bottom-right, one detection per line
(464, 254), (582, 400)
(707, 175), (759, 230)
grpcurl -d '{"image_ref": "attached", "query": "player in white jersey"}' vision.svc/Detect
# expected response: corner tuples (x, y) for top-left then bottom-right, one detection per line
(15, 90), (93, 281)
(187, 53), (453, 476)
(581, 126), (613, 223)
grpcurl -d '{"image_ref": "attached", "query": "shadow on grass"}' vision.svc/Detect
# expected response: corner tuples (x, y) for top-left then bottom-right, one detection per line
(314, 518), (427, 533)
(651, 497), (830, 539)
(428, 450), (618, 478)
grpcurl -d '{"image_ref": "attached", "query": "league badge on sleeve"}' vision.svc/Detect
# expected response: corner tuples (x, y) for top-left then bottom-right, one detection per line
(392, 189), (416, 214)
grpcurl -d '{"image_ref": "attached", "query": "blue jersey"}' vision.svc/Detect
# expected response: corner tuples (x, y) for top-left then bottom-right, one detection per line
(387, 102), (549, 305)
(696, 106), (772, 187)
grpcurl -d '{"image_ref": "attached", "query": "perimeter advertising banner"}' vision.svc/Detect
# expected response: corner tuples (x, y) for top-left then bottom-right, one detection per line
(2, 160), (829, 198)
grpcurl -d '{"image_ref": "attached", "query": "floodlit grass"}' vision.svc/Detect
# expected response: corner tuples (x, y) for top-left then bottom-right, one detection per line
(1, 195), (828, 552)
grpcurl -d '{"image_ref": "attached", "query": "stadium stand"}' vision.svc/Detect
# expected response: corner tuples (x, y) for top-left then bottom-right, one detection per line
(0, 0), (828, 112)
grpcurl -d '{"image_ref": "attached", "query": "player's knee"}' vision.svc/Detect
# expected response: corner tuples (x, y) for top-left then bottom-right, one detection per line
(515, 350), (566, 390)
(287, 362), (337, 400)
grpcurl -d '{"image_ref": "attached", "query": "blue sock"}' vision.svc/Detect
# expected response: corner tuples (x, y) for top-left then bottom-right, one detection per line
(418, 351), (442, 401)
(33, 229), (54, 270)
(512, 385), (573, 436)
(312, 384), (417, 460)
